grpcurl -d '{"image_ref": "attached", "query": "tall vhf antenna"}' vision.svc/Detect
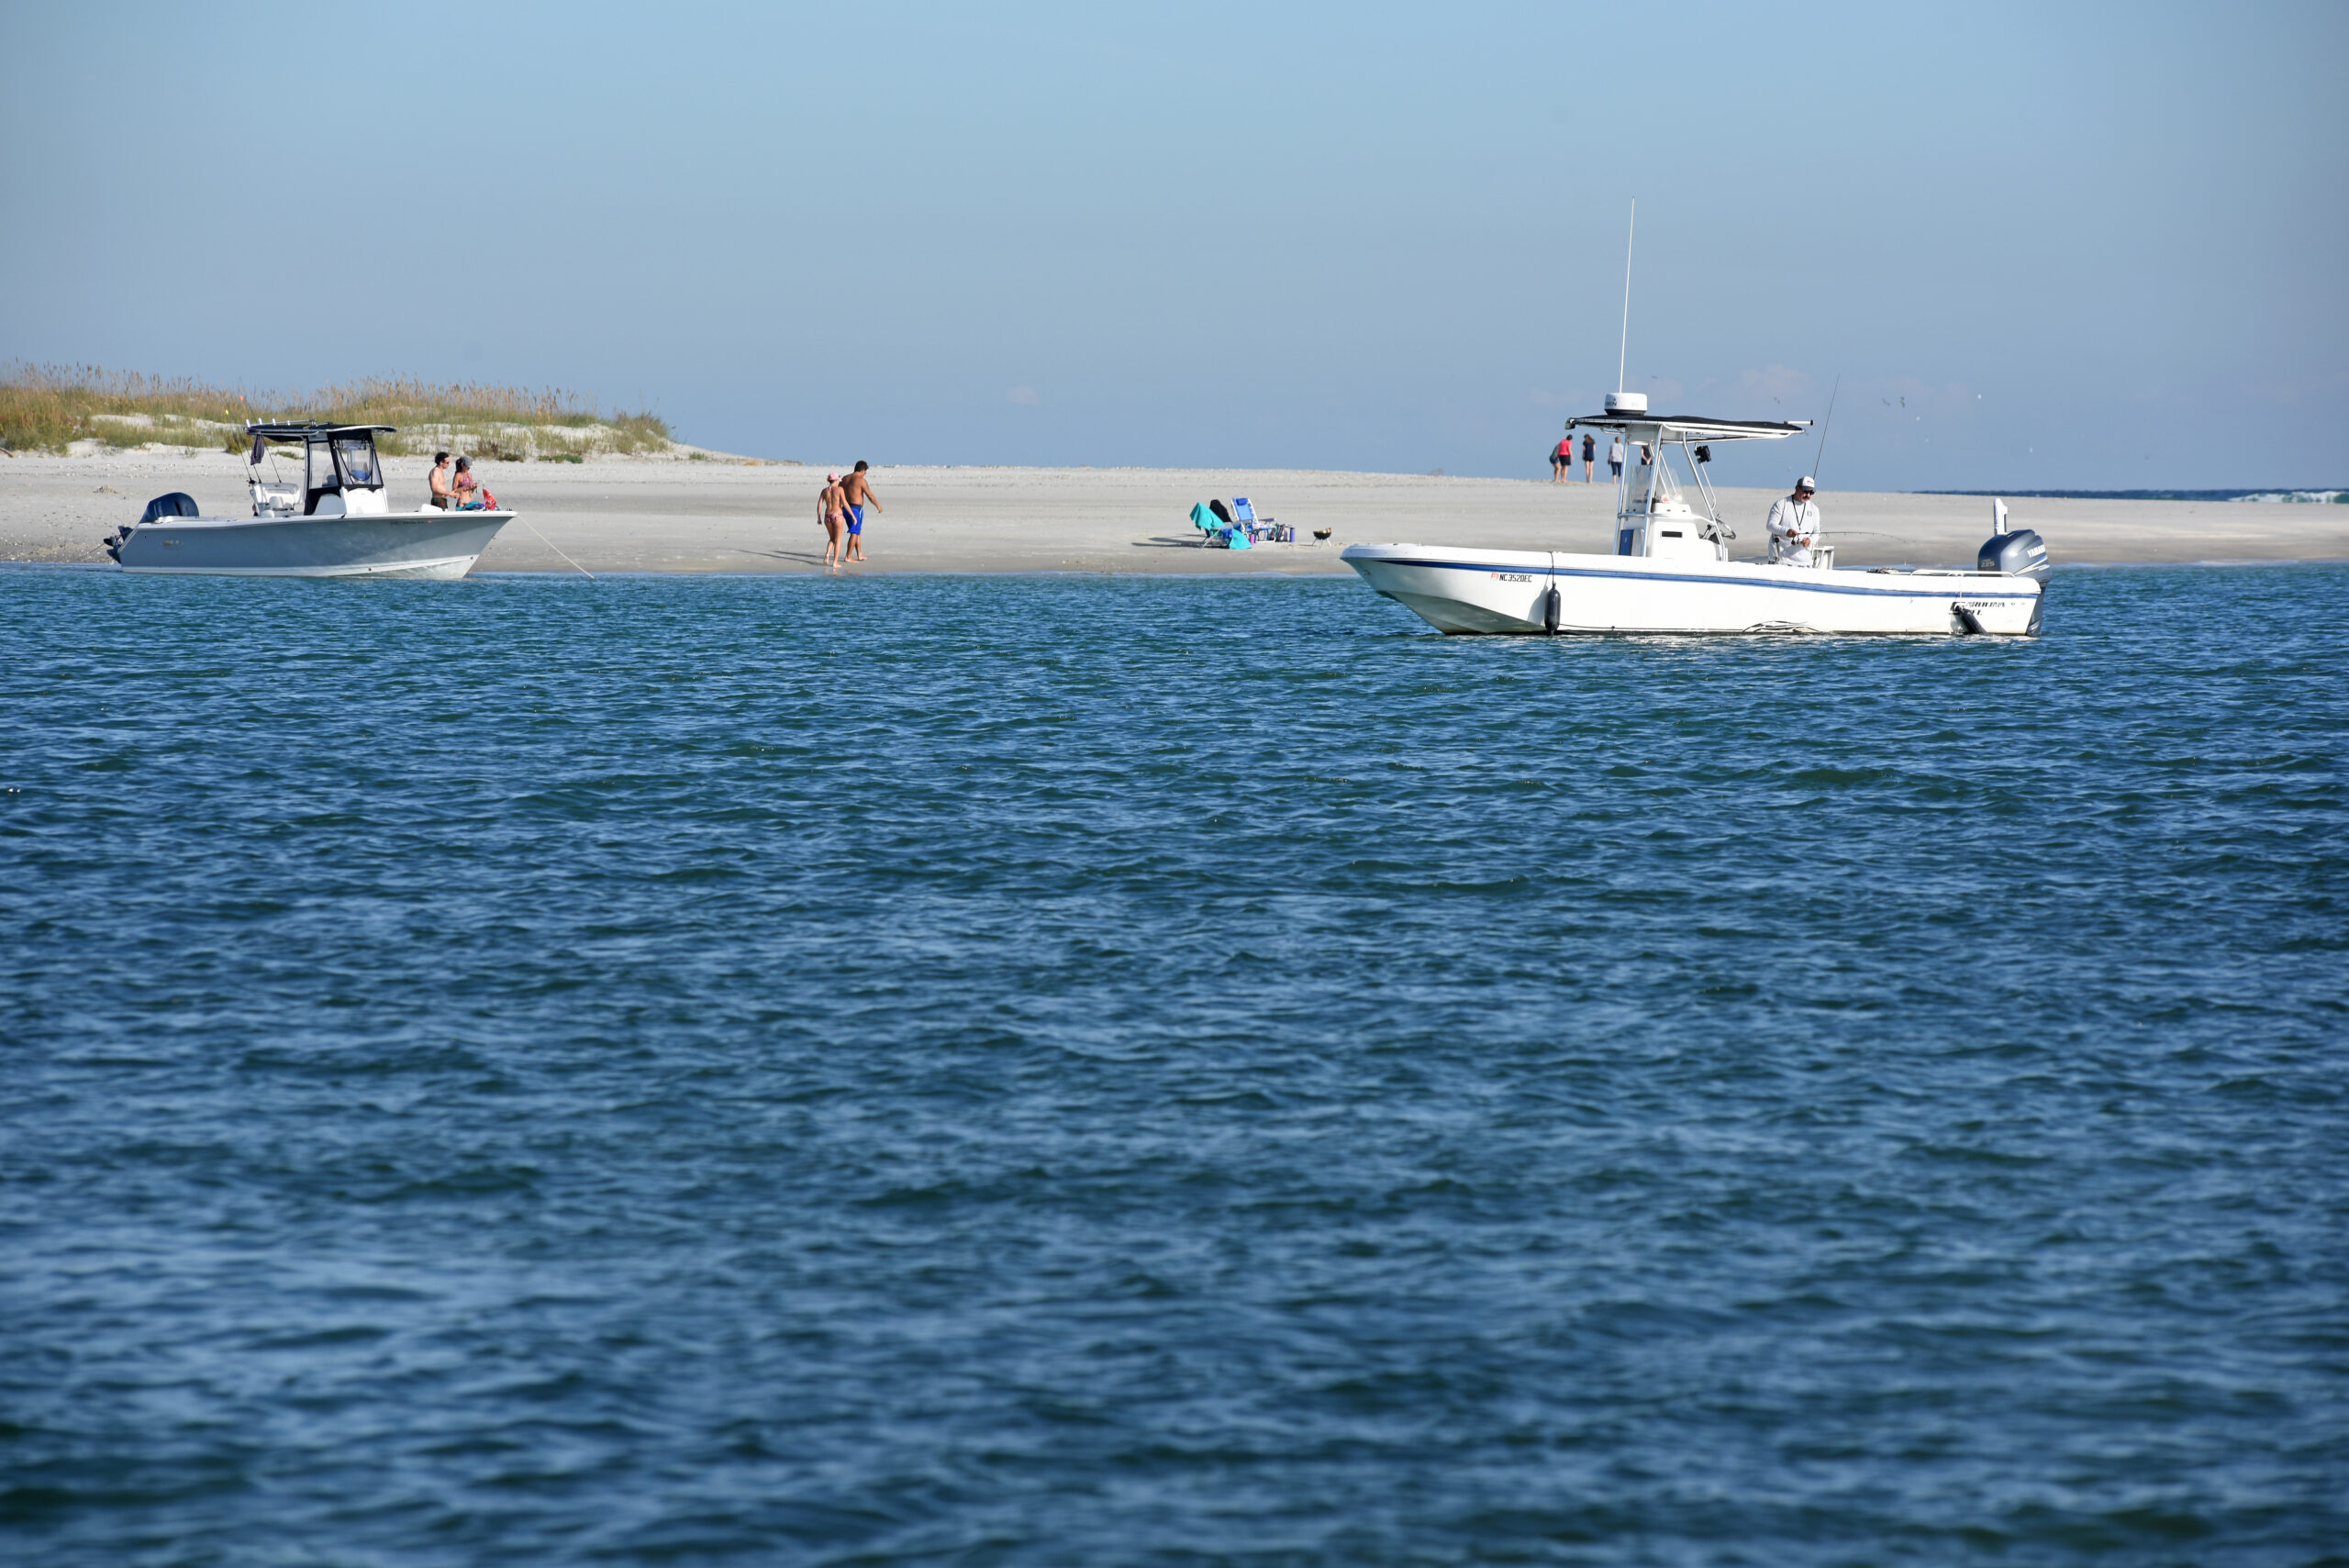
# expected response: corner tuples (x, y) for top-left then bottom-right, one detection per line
(1617, 200), (1636, 395)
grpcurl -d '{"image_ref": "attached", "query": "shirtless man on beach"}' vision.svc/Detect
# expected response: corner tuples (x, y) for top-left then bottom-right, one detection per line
(840, 461), (881, 563)
(428, 451), (454, 509)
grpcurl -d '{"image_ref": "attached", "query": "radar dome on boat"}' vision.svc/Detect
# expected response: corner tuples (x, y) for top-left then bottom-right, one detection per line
(1605, 392), (1648, 415)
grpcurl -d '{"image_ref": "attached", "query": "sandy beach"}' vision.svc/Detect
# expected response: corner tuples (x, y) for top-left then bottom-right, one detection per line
(6, 450), (2345, 574)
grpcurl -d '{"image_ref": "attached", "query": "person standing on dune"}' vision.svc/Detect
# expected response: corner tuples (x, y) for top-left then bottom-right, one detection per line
(841, 461), (882, 564)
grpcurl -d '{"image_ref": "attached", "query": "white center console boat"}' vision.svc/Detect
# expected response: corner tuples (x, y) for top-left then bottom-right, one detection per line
(106, 422), (516, 579)
(1342, 395), (2049, 637)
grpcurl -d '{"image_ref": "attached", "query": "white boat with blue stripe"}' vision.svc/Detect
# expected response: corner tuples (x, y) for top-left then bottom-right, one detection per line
(1342, 396), (2048, 638)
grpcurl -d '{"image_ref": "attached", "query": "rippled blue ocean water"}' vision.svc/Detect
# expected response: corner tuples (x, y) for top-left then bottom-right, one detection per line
(3, 563), (2344, 1565)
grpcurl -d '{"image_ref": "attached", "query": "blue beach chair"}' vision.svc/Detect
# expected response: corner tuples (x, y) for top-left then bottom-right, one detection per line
(1235, 497), (1292, 543)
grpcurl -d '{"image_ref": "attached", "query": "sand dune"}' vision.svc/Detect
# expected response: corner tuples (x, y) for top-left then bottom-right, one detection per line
(6, 451), (2344, 574)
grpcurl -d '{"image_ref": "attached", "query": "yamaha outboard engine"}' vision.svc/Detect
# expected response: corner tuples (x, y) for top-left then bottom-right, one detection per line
(1977, 498), (2050, 583)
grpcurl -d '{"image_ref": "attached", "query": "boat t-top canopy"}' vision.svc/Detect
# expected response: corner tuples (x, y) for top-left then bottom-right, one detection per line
(245, 421), (398, 441)
(1570, 411), (1814, 541)
(241, 422), (395, 499)
(1567, 413), (1808, 442)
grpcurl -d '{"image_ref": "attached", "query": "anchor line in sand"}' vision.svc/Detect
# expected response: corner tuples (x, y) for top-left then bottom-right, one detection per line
(519, 516), (594, 579)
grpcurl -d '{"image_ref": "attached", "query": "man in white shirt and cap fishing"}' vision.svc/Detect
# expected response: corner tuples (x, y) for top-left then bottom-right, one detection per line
(1766, 476), (1822, 566)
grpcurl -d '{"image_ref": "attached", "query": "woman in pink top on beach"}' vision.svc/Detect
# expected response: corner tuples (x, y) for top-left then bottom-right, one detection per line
(818, 473), (847, 568)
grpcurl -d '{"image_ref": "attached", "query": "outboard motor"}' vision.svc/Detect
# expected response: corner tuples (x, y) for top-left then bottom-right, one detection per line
(106, 493), (200, 563)
(138, 492), (201, 527)
(1976, 497), (2050, 583)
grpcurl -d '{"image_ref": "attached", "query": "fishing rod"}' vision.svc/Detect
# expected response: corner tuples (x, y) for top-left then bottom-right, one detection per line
(1810, 373), (1841, 482)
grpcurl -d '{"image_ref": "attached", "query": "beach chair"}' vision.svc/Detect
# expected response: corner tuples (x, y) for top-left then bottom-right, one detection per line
(1196, 498), (1252, 549)
(1216, 498), (1278, 545)
(1232, 497), (1287, 542)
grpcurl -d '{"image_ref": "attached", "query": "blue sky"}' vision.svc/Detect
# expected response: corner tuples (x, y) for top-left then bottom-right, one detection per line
(4, 1), (2342, 488)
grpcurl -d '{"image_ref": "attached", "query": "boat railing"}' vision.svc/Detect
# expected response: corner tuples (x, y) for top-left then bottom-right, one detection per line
(1767, 539), (1836, 570)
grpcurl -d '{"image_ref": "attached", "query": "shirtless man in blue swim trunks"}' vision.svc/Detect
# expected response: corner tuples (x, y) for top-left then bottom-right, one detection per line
(841, 461), (882, 563)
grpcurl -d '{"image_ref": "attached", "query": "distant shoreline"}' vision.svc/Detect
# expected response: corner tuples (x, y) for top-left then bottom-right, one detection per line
(11, 441), (2340, 501)
(6, 451), (2347, 573)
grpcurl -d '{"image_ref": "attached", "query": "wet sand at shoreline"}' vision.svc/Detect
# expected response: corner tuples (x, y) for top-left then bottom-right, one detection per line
(6, 452), (2344, 574)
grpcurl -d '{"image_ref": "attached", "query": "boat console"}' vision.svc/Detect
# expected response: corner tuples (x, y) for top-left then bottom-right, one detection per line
(1571, 409), (1812, 565)
(245, 422), (395, 518)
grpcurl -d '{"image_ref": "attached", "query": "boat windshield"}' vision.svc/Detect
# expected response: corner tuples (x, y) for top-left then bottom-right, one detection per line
(333, 436), (382, 489)
(306, 441), (340, 493)
(1630, 447), (1687, 513)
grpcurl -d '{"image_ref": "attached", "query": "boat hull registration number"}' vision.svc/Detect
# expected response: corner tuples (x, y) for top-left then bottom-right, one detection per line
(1490, 573), (1534, 583)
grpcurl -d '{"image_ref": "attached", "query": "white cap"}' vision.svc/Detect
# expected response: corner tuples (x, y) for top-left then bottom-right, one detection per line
(1796, 475), (1818, 491)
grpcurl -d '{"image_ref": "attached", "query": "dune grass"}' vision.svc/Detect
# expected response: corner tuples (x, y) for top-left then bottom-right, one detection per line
(0, 364), (675, 458)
